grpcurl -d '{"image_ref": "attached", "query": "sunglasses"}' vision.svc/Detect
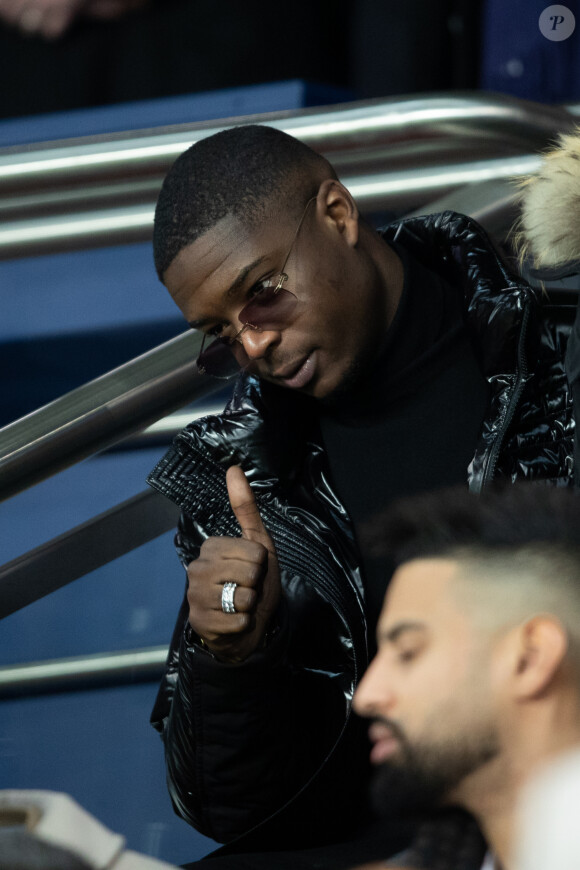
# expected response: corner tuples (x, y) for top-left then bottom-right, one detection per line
(196, 197), (315, 379)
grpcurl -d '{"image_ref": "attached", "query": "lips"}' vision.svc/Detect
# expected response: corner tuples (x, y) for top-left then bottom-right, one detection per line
(274, 353), (316, 390)
(368, 721), (401, 764)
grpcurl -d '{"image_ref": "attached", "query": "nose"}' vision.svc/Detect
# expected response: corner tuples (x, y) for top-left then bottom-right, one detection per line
(239, 325), (281, 360)
(353, 654), (395, 718)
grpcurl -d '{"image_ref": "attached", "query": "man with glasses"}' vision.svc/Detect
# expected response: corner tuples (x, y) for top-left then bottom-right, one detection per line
(147, 125), (577, 869)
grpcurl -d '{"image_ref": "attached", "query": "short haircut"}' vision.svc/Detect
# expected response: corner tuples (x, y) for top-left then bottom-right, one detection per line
(368, 484), (580, 644)
(153, 124), (335, 280)
(370, 483), (580, 568)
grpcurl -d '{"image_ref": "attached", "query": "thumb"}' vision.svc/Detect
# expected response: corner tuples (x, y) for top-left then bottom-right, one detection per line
(227, 465), (272, 545)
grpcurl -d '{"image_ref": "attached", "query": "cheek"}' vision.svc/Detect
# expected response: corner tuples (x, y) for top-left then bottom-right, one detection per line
(486, 646), (512, 710)
(308, 258), (356, 325)
(428, 651), (494, 728)
(408, 654), (474, 715)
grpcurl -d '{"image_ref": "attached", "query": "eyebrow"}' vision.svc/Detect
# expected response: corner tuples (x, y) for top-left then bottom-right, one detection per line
(379, 622), (426, 645)
(187, 256), (267, 330)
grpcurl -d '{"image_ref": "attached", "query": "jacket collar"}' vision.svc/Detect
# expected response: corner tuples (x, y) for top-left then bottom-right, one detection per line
(380, 211), (537, 377)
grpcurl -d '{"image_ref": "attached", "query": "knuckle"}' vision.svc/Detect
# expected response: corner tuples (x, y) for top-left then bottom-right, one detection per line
(233, 612), (251, 632)
(186, 559), (206, 584)
(200, 535), (228, 555)
(248, 540), (268, 563)
(186, 574), (205, 601)
(199, 541), (218, 560)
(188, 611), (206, 635)
(186, 564), (198, 585)
(234, 499), (255, 519)
(187, 580), (216, 613)
(245, 563), (263, 585)
(240, 587), (258, 610)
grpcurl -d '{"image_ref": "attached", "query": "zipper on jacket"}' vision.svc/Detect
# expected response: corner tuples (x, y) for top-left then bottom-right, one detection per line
(477, 300), (531, 492)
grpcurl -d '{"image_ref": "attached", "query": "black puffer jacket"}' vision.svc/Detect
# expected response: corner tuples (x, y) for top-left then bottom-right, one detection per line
(147, 212), (576, 850)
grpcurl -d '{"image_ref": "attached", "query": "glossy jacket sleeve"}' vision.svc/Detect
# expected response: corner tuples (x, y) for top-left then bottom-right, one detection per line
(149, 513), (344, 844)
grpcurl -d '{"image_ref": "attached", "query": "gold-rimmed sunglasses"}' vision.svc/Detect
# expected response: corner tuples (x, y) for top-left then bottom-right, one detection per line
(196, 196), (316, 379)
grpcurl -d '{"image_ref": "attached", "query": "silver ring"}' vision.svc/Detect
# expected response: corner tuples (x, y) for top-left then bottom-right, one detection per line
(221, 582), (237, 614)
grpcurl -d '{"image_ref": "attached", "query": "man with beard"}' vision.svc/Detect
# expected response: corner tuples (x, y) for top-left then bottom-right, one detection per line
(353, 483), (580, 870)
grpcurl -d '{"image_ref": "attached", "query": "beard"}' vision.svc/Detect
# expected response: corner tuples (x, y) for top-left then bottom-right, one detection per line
(370, 717), (500, 819)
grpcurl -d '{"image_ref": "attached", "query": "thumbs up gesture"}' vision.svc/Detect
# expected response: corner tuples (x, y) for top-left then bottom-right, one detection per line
(185, 466), (282, 662)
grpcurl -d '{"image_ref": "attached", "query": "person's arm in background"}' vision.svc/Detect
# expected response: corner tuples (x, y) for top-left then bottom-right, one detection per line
(0, 0), (147, 39)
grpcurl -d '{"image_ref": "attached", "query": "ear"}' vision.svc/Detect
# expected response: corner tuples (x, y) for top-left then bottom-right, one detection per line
(316, 179), (360, 247)
(511, 616), (568, 700)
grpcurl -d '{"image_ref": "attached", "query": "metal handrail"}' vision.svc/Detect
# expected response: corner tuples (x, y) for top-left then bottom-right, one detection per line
(0, 93), (575, 258)
(0, 143), (526, 222)
(0, 330), (224, 501)
(0, 646), (169, 698)
(408, 176), (524, 239)
(0, 92), (571, 191)
(0, 489), (180, 619)
(0, 153), (544, 259)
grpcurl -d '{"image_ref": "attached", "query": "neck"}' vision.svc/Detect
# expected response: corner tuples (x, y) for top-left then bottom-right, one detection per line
(363, 221), (404, 332)
(461, 757), (524, 870)
(454, 702), (580, 870)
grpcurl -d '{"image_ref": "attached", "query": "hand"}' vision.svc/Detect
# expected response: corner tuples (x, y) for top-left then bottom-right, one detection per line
(186, 465), (282, 663)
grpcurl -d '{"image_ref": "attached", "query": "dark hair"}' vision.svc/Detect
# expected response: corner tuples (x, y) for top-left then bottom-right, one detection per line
(153, 124), (334, 280)
(367, 483), (580, 568)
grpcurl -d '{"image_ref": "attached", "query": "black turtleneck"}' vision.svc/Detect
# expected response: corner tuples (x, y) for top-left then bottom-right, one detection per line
(319, 240), (489, 642)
